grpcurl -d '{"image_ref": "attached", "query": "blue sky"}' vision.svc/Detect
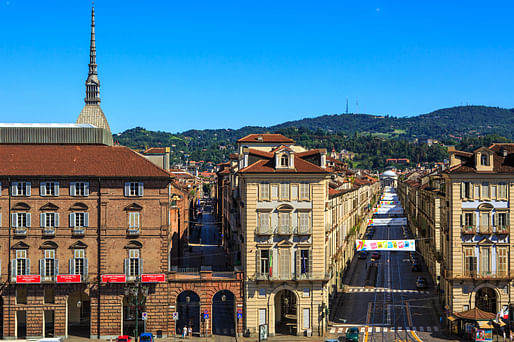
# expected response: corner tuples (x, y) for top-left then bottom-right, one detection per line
(1, 1), (513, 133)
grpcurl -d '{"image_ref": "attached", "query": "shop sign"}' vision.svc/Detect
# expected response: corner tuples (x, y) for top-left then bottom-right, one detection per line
(101, 274), (126, 283)
(141, 274), (166, 283)
(16, 275), (41, 283)
(56, 275), (81, 283)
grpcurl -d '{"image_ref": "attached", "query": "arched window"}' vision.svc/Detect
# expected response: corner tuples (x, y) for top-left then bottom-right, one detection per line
(280, 154), (289, 167)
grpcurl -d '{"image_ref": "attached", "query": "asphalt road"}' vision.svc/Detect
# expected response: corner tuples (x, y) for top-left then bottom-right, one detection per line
(329, 188), (444, 342)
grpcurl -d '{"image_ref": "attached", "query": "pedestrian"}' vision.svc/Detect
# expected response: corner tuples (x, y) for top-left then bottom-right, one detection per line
(188, 326), (192, 338)
(183, 325), (187, 339)
(510, 329), (513, 342)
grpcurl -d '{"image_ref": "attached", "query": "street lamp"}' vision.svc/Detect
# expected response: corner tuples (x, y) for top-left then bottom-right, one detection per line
(125, 279), (149, 339)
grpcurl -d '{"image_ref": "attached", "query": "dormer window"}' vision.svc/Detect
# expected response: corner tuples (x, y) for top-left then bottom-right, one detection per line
(481, 154), (489, 166)
(281, 154), (289, 167)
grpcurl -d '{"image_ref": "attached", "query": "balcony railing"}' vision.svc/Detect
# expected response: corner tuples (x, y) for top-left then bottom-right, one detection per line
(72, 228), (85, 236)
(42, 228), (55, 237)
(14, 228), (27, 237)
(275, 226), (293, 235)
(478, 226), (492, 234)
(127, 228), (140, 236)
(461, 226), (475, 235)
(496, 226), (510, 234)
(256, 226), (273, 235)
(451, 270), (510, 280)
(255, 272), (330, 281)
(295, 226), (312, 236)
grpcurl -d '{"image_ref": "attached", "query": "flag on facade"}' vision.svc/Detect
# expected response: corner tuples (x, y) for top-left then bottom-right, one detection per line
(269, 252), (272, 276)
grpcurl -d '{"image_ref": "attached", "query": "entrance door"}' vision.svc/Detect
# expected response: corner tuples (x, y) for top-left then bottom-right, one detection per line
(16, 311), (26, 338)
(476, 287), (497, 313)
(212, 290), (235, 336)
(176, 291), (200, 336)
(44, 310), (54, 337)
(68, 291), (91, 337)
(274, 290), (297, 335)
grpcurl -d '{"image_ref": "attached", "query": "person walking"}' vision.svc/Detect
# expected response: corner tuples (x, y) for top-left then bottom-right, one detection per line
(188, 326), (192, 338)
(183, 325), (187, 339)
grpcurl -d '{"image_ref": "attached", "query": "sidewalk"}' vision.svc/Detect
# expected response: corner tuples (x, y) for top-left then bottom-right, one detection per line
(64, 335), (329, 342)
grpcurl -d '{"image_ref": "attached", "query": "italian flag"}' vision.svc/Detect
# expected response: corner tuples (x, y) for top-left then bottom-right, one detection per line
(269, 252), (273, 277)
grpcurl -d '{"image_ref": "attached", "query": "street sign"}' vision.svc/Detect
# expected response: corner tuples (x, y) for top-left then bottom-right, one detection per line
(141, 274), (166, 283)
(172, 312), (179, 320)
(142, 312), (147, 320)
(16, 275), (41, 283)
(101, 274), (126, 283)
(237, 313), (243, 319)
(56, 274), (81, 283)
(203, 313), (209, 320)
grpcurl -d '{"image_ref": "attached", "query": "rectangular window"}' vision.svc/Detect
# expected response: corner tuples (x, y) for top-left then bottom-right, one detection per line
(258, 212), (270, 233)
(16, 287), (27, 305)
(71, 182), (89, 197)
(498, 183), (508, 199)
(299, 183), (310, 200)
(12, 182), (31, 197)
(258, 288), (266, 298)
(498, 213), (508, 227)
(13, 213), (31, 228)
(279, 249), (290, 279)
(298, 212), (310, 234)
(491, 185), (497, 199)
(464, 213), (474, 227)
(300, 250), (310, 274)
(303, 308), (310, 330)
(43, 249), (56, 277)
(482, 182), (489, 198)
(15, 249), (28, 276)
(497, 247), (508, 276)
(128, 212), (140, 228)
(259, 250), (269, 275)
(72, 212), (88, 228)
(480, 247), (490, 275)
(279, 183), (289, 200)
(480, 213), (490, 228)
(462, 182), (472, 199)
(41, 212), (59, 228)
(44, 287), (55, 304)
(278, 213), (290, 230)
(290, 184), (298, 201)
(474, 185), (480, 199)
(127, 249), (141, 277)
(259, 183), (269, 201)
(271, 184), (279, 200)
(464, 247), (476, 276)
(259, 309), (266, 326)
(40, 182), (59, 196)
(125, 182), (144, 197)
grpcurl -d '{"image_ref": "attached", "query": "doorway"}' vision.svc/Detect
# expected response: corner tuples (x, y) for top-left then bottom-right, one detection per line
(274, 289), (297, 335)
(176, 291), (200, 336)
(68, 291), (91, 337)
(476, 287), (497, 313)
(212, 290), (235, 336)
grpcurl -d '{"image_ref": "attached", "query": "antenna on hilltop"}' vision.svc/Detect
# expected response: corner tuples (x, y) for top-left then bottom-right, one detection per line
(356, 98), (359, 114)
(346, 98), (349, 114)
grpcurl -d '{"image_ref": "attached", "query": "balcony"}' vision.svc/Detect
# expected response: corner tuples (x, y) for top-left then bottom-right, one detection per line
(275, 226), (292, 235)
(478, 226), (492, 234)
(496, 226), (510, 234)
(461, 226), (475, 235)
(295, 226), (312, 236)
(127, 228), (140, 236)
(42, 228), (55, 237)
(14, 228), (27, 237)
(72, 228), (85, 237)
(256, 226), (273, 235)
(255, 272), (330, 281)
(452, 271), (510, 280)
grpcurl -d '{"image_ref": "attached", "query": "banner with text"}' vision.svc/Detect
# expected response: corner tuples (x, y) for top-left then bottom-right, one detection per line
(356, 239), (416, 251)
(368, 217), (407, 226)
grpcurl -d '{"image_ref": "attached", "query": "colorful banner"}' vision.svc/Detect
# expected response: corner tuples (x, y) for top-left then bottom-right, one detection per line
(101, 274), (126, 283)
(356, 239), (416, 251)
(141, 274), (166, 283)
(368, 218), (407, 226)
(56, 275), (81, 283)
(16, 275), (41, 283)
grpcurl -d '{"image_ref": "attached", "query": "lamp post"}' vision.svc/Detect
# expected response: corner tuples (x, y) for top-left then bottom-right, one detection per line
(125, 279), (149, 339)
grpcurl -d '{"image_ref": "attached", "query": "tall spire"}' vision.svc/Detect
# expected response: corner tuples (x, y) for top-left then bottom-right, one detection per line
(77, 5), (111, 135)
(85, 5), (100, 105)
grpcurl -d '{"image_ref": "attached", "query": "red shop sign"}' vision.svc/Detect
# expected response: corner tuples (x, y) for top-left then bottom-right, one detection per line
(56, 275), (81, 283)
(141, 274), (166, 283)
(16, 275), (41, 283)
(101, 274), (126, 283)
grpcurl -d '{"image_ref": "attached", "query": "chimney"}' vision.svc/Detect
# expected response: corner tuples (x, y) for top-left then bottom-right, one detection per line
(242, 147), (250, 168)
(501, 147), (508, 157)
(257, 135), (263, 142)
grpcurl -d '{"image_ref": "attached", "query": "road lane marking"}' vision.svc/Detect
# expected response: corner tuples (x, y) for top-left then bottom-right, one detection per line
(410, 331), (424, 342)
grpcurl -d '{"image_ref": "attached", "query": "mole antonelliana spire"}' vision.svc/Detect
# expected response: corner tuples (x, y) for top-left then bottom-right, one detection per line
(76, 5), (112, 134)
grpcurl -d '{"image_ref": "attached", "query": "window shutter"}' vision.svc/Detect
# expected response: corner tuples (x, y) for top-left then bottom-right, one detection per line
(309, 250), (313, 274)
(26, 182), (31, 196)
(11, 259), (16, 278)
(41, 213), (45, 228)
(139, 258), (143, 275)
(461, 183), (464, 199)
(0, 212), (2, 228)
(11, 213), (17, 228)
(69, 259), (75, 275)
(472, 213), (476, 226)
(55, 259), (59, 275)
(69, 213), (75, 228)
(492, 213), (495, 227)
(256, 250), (260, 275)
(26, 213), (31, 227)
(84, 213), (89, 227)
(138, 182), (144, 196)
(11, 182), (17, 196)
(26, 259), (30, 275)
(295, 250), (300, 276)
(124, 183), (130, 196)
(84, 182), (89, 196)
(55, 213), (59, 228)
(40, 182), (46, 196)
(84, 258), (88, 276)
(39, 259), (44, 276)
(124, 258), (129, 276)
(460, 214), (463, 227)
(54, 183), (59, 196)
(0, 182), (2, 195)
(70, 182), (76, 196)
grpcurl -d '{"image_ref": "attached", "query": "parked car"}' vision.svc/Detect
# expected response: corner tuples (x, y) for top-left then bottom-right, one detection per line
(411, 263), (421, 272)
(371, 252), (381, 260)
(345, 327), (360, 342)
(416, 276), (428, 289)
(139, 333), (154, 342)
(358, 251), (368, 259)
(116, 336), (131, 342)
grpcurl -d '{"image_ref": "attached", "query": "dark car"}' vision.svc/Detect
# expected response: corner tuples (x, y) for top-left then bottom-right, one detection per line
(411, 263), (421, 272)
(416, 276), (428, 289)
(345, 327), (360, 342)
(371, 252), (380, 260)
(358, 251), (368, 259)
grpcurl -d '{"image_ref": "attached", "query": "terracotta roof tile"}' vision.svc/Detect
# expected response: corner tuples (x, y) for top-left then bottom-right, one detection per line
(237, 134), (294, 144)
(248, 149), (273, 158)
(0, 144), (172, 178)
(296, 149), (326, 157)
(239, 155), (328, 174)
(143, 147), (167, 154)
